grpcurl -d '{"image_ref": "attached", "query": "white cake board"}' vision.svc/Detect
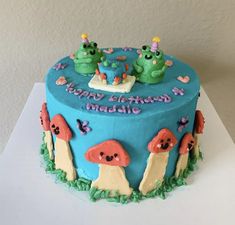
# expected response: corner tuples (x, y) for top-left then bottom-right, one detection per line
(88, 74), (136, 93)
(0, 83), (235, 225)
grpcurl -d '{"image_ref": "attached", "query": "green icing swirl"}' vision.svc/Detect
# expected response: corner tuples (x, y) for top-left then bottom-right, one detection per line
(40, 132), (202, 204)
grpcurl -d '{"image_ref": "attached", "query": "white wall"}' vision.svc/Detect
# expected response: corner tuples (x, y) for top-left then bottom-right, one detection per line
(1, 0), (235, 151)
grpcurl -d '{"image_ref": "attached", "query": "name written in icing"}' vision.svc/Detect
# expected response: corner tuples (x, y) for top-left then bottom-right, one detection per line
(86, 103), (141, 115)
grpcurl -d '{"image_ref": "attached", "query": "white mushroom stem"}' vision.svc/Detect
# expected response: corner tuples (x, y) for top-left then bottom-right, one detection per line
(91, 164), (133, 196)
(55, 138), (76, 181)
(175, 152), (189, 178)
(139, 152), (169, 195)
(44, 130), (54, 160)
(193, 133), (200, 159)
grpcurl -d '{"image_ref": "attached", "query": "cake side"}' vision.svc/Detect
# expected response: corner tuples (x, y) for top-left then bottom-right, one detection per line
(39, 35), (205, 203)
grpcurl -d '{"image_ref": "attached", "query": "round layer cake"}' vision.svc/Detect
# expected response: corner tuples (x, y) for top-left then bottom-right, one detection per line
(45, 47), (200, 190)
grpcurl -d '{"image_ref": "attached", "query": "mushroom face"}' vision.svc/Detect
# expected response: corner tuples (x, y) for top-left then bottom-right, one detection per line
(195, 110), (205, 134)
(40, 103), (50, 131)
(50, 114), (72, 141)
(179, 133), (195, 154)
(85, 140), (130, 167)
(148, 128), (177, 153)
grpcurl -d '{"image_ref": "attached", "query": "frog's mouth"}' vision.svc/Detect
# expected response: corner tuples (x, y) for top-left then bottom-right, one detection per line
(145, 55), (153, 60)
(90, 49), (96, 55)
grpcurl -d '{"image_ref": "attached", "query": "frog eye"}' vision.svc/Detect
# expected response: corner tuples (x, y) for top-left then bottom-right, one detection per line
(93, 42), (97, 48)
(155, 50), (160, 56)
(83, 43), (87, 48)
(142, 45), (147, 50)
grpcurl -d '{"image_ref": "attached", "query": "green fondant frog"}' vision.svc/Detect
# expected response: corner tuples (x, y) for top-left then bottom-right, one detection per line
(132, 45), (167, 84)
(74, 34), (104, 75)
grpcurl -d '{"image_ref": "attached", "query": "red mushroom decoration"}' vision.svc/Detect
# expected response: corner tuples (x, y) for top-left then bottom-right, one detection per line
(85, 140), (133, 196)
(50, 114), (76, 181)
(40, 103), (53, 160)
(175, 133), (195, 178)
(139, 128), (177, 195)
(193, 110), (205, 159)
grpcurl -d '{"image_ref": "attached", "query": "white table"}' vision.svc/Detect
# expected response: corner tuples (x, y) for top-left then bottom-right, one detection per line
(0, 83), (235, 225)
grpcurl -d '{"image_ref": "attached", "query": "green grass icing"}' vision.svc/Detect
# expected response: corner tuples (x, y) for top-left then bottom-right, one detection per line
(40, 132), (202, 204)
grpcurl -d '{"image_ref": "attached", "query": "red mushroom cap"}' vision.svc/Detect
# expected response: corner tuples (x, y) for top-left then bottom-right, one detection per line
(85, 140), (130, 167)
(194, 110), (205, 134)
(40, 103), (50, 131)
(148, 128), (178, 154)
(179, 133), (195, 154)
(50, 114), (72, 141)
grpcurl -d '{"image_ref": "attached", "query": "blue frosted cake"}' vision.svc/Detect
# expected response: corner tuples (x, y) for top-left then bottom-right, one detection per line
(40, 34), (205, 203)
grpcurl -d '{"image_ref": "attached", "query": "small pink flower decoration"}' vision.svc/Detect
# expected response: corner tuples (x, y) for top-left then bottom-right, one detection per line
(56, 76), (67, 86)
(165, 60), (173, 67)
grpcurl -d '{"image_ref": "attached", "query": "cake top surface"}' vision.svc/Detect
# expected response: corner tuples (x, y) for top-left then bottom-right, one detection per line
(46, 47), (200, 118)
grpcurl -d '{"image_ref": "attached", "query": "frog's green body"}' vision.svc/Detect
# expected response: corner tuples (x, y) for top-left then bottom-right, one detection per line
(74, 41), (103, 75)
(132, 46), (167, 84)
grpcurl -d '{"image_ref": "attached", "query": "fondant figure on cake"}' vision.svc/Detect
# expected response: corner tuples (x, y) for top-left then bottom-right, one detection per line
(40, 103), (54, 160)
(96, 59), (129, 85)
(175, 133), (195, 178)
(88, 59), (136, 93)
(139, 128), (177, 195)
(73, 34), (103, 75)
(50, 114), (76, 181)
(85, 140), (133, 196)
(193, 110), (205, 159)
(132, 37), (167, 84)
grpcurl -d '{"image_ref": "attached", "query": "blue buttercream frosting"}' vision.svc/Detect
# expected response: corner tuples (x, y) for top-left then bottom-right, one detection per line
(45, 48), (200, 189)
